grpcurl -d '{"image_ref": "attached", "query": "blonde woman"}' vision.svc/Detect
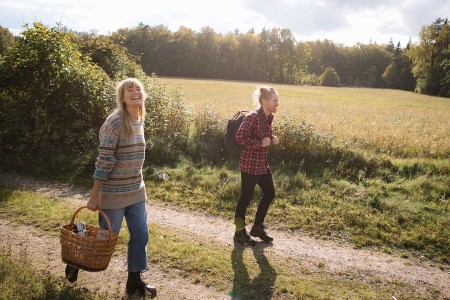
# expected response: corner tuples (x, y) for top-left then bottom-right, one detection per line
(65, 78), (156, 297)
(234, 86), (280, 246)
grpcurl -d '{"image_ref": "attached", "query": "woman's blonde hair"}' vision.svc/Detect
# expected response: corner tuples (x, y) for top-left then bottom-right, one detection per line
(113, 78), (147, 137)
(252, 86), (278, 108)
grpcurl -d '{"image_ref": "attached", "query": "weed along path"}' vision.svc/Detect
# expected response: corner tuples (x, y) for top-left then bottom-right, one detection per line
(0, 172), (449, 299)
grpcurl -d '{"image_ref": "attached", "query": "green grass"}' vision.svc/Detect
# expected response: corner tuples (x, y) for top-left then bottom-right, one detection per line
(144, 160), (450, 263)
(0, 248), (106, 300)
(0, 186), (441, 299)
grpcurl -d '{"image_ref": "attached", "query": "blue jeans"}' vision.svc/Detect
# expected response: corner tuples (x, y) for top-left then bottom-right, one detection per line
(99, 201), (149, 272)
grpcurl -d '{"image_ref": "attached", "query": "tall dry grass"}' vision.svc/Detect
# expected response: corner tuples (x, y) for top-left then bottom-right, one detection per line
(159, 78), (450, 158)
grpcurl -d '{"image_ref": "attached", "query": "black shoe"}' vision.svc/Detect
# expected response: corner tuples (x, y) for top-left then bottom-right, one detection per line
(65, 265), (79, 284)
(233, 229), (256, 246)
(250, 224), (273, 243)
(126, 272), (157, 297)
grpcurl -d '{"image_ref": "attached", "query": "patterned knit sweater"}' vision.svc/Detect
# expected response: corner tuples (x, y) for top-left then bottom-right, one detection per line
(93, 112), (147, 209)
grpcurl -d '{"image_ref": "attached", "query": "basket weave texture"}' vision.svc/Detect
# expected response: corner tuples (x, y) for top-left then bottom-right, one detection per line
(60, 206), (118, 272)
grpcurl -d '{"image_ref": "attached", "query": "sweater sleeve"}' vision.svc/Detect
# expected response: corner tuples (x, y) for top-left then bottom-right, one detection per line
(93, 117), (120, 180)
(236, 112), (262, 149)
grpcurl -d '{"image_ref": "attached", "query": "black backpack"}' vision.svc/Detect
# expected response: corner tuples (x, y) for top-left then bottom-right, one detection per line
(225, 110), (265, 156)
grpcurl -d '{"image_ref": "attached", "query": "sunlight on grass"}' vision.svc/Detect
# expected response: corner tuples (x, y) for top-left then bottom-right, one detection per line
(0, 248), (106, 300)
(159, 77), (450, 158)
(0, 187), (438, 299)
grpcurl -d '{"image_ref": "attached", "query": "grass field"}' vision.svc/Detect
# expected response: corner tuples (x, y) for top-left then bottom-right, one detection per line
(159, 77), (450, 158)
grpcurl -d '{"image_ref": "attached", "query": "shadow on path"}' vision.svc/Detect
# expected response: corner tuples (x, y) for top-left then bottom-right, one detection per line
(230, 242), (277, 300)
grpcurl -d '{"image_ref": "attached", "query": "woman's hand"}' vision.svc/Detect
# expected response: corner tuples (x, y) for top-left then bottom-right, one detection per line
(87, 179), (102, 211)
(87, 195), (99, 211)
(262, 137), (271, 147)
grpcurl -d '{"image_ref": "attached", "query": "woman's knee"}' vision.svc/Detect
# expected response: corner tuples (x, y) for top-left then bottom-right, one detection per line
(263, 189), (275, 201)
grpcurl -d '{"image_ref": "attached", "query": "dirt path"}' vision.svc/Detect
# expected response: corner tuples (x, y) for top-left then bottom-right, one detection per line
(0, 172), (449, 299)
(0, 218), (229, 300)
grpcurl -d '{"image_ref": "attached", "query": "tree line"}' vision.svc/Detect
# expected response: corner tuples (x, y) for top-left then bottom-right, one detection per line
(104, 18), (449, 96)
(0, 18), (449, 95)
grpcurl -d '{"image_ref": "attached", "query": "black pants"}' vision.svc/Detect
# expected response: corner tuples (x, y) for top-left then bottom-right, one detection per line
(234, 169), (275, 230)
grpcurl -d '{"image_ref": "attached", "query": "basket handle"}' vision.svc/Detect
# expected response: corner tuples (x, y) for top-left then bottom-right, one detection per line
(69, 206), (113, 232)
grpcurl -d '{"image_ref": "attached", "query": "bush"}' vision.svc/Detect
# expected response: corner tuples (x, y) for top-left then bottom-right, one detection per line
(319, 66), (340, 87)
(301, 73), (319, 85)
(188, 104), (225, 164)
(144, 75), (191, 166)
(0, 23), (114, 172)
(271, 117), (336, 172)
(0, 23), (194, 173)
(270, 117), (391, 181)
(76, 33), (148, 82)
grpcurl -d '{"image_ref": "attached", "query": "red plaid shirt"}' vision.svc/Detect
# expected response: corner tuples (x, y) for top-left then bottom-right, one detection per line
(236, 108), (274, 175)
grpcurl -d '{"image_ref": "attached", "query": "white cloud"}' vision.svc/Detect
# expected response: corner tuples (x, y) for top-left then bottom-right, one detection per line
(1, 0), (449, 45)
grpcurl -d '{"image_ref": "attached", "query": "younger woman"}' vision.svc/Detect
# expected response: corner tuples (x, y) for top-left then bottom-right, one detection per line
(65, 78), (156, 297)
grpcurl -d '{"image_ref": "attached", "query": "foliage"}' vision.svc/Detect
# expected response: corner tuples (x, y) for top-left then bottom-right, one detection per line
(0, 23), (114, 172)
(306, 39), (341, 80)
(0, 26), (15, 57)
(144, 75), (191, 166)
(382, 42), (416, 91)
(319, 66), (340, 86)
(382, 53), (415, 91)
(0, 23), (195, 172)
(381, 62), (400, 87)
(114, 25), (310, 84)
(306, 40), (393, 88)
(188, 104), (225, 164)
(76, 33), (148, 82)
(347, 44), (392, 87)
(300, 73), (319, 85)
(439, 45), (450, 97)
(271, 117), (335, 171)
(408, 17), (450, 97)
(4, 20), (439, 93)
(270, 117), (390, 182)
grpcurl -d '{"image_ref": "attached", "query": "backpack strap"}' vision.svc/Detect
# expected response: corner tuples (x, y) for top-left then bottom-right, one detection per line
(258, 110), (266, 137)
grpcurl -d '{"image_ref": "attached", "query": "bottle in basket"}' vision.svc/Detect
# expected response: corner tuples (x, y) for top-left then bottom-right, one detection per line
(76, 222), (87, 236)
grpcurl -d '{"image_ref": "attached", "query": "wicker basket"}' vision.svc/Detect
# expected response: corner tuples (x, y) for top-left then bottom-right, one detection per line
(60, 206), (118, 272)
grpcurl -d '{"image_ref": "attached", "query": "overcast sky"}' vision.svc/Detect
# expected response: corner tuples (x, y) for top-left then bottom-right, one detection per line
(1, 0), (449, 46)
